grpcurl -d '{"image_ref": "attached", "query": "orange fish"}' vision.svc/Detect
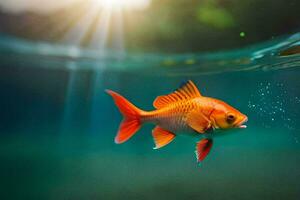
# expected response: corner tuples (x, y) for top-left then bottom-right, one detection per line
(106, 80), (248, 162)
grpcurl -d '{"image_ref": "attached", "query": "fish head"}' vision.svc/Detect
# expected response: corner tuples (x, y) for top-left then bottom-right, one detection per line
(210, 100), (248, 130)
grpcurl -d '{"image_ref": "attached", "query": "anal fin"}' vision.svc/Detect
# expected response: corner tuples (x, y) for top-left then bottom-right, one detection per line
(195, 138), (213, 162)
(152, 126), (175, 149)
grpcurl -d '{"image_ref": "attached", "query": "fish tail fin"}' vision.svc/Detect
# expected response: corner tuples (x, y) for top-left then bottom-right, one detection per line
(106, 89), (144, 144)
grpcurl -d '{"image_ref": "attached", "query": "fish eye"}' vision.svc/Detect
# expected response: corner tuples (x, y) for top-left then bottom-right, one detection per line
(226, 113), (236, 124)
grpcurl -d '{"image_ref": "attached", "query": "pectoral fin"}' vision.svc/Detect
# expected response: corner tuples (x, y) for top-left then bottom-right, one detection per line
(186, 110), (211, 134)
(152, 126), (176, 149)
(195, 138), (213, 162)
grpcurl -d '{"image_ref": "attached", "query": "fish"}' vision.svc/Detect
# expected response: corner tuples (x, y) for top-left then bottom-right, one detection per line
(106, 80), (248, 162)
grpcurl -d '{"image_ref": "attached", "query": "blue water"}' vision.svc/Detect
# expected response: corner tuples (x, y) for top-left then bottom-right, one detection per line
(0, 33), (300, 200)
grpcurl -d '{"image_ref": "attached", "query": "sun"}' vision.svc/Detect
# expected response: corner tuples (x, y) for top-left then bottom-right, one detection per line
(93, 0), (150, 10)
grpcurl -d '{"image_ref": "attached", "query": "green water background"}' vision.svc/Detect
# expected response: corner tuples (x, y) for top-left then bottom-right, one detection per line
(0, 33), (300, 199)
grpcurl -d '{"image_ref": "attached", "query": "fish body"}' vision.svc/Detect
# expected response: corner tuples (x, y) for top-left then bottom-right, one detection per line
(106, 80), (247, 162)
(142, 97), (212, 133)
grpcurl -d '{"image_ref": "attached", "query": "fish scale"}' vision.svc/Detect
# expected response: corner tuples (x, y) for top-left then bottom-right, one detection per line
(144, 100), (198, 133)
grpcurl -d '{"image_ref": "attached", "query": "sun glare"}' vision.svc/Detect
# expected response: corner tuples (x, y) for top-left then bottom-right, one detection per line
(93, 0), (150, 10)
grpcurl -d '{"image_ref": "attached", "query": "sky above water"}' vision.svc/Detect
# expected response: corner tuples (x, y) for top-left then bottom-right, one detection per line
(0, 0), (150, 13)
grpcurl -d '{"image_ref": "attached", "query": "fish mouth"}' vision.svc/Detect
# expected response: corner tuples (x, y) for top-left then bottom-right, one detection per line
(236, 116), (248, 129)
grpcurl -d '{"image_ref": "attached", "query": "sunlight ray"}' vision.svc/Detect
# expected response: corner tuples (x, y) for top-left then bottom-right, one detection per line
(111, 7), (125, 53)
(88, 8), (112, 51)
(48, 7), (86, 40)
(61, 62), (79, 133)
(62, 4), (101, 45)
(87, 4), (126, 132)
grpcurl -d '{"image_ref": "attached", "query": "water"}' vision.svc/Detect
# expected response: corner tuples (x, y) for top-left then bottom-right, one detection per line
(0, 33), (300, 200)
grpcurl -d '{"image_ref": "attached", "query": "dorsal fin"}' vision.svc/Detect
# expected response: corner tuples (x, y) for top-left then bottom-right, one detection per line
(153, 80), (202, 109)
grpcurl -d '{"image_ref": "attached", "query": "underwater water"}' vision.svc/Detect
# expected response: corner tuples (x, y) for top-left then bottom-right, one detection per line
(0, 33), (300, 200)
